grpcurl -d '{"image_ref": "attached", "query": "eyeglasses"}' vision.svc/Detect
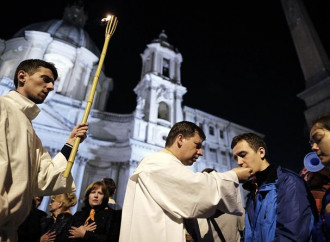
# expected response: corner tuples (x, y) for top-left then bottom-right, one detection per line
(309, 129), (325, 148)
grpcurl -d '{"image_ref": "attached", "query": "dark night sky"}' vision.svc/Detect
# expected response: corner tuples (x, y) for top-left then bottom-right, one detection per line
(1, 0), (330, 172)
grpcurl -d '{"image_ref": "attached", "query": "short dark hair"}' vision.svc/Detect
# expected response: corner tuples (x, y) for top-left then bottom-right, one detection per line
(83, 181), (109, 207)
(311, 113), (330, 131)
(231, 133), (268, 159)
(13, 59), (58, 88)
(102, 178), (117, 197)
(165, 121), (206, 147)
(202, 168), (216, 173)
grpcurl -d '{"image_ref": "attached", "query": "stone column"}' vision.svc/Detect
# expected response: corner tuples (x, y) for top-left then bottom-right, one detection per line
(25, 31), (52, 59)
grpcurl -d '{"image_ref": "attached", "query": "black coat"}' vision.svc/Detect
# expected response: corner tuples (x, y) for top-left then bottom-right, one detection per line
(40, 212), (73, 241)
(69, 205), (116, 242)
(107, 203), (122, 242)
(17, 208), (47, 242)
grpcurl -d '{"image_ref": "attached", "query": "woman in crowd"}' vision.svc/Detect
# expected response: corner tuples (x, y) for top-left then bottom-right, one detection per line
(40, 192), (77, 242)
(68, 180), (116, 241)
(309, 113), (330, 241)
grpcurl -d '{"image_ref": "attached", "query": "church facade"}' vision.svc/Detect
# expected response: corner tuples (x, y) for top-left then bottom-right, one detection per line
(0, 4), (258, 212)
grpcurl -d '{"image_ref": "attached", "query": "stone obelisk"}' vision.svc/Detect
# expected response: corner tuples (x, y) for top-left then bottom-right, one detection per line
(281, 0), (330, 127)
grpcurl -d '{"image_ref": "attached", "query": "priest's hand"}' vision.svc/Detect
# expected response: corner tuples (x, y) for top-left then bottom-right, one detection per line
(232, 167), (253, 182)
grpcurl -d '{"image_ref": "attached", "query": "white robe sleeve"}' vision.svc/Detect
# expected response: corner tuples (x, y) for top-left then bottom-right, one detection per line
(134, 153), (242, 219)
(34, 138), (75, 196)
(0, 108), (10, 227)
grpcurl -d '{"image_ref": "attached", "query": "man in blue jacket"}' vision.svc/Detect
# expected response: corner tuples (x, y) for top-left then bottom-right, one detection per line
(231, 133), (315, 241)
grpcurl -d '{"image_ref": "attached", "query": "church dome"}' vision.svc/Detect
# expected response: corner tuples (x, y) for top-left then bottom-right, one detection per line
(13, 3), (100, 56)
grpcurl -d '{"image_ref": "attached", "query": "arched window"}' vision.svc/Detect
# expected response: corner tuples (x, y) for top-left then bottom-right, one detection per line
(162, 58), (169, 77)
(158, 102), (169, 121)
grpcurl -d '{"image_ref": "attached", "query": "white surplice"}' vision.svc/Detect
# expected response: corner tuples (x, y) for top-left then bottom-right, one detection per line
(119, 151), (243, 242)
(0, 91), (75, 241)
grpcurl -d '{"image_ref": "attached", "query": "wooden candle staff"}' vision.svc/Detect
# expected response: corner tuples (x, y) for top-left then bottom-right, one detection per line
(63, 15), (118, 178)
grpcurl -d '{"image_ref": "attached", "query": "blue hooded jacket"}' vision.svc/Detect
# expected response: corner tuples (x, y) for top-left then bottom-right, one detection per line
(312, 188), (330, 241)
(244, 166), (315, 242)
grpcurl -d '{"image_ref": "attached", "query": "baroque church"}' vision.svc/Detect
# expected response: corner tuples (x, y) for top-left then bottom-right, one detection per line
(0, 4), (259, 212)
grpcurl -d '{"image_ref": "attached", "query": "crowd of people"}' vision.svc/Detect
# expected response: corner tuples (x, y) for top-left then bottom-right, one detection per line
(16, 180), (121, 242)
(1, 59), (330, 241)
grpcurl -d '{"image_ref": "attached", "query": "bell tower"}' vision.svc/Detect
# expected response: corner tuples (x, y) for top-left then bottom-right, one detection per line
(132, 30), (187, 148)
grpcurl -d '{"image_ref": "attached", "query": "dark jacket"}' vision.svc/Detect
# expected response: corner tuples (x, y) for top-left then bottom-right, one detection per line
(107, 203), (122, 242)
(17, 208), (47, 242)
(312, 188), (330, 241)
(69, 204), (116, 242)
(40, 212), (73, 241)
(243, 165), (316, 241)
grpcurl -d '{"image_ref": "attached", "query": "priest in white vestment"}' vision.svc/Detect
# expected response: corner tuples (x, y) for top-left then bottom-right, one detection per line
(119, 121), (252, 242)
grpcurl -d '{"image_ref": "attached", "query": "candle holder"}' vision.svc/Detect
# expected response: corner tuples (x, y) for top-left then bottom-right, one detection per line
(63, 15), (118, 178)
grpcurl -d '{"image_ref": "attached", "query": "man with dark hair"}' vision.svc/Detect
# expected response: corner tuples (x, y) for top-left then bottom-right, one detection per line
(231, 132), (315, 241)
(120, 121), (252, 242)
(0, 59), (88, 241)
(103, 178), (122, 242)
(102, 178), (121, 210)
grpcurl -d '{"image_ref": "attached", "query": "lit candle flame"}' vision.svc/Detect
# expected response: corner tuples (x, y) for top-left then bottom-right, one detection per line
(101, 15), (112, 22)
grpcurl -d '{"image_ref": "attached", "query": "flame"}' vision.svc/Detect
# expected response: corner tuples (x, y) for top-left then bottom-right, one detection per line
(101, 15), (112, 22)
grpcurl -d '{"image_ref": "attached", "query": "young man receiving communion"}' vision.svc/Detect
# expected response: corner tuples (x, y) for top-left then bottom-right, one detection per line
(231, 132), (315, 241)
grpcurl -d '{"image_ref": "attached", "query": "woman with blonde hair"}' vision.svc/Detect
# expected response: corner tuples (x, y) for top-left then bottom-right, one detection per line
(40, 192), (77, 241)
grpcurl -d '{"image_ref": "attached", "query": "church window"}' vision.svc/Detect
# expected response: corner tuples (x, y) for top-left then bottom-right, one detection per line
(162, 58), (169, 77)
(158, 101), (169, 121)
(209, 126), (214, 136)
(219, 130), (224, 139)
(209, 148), (217, 163)
(221, 151), (228, 165)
